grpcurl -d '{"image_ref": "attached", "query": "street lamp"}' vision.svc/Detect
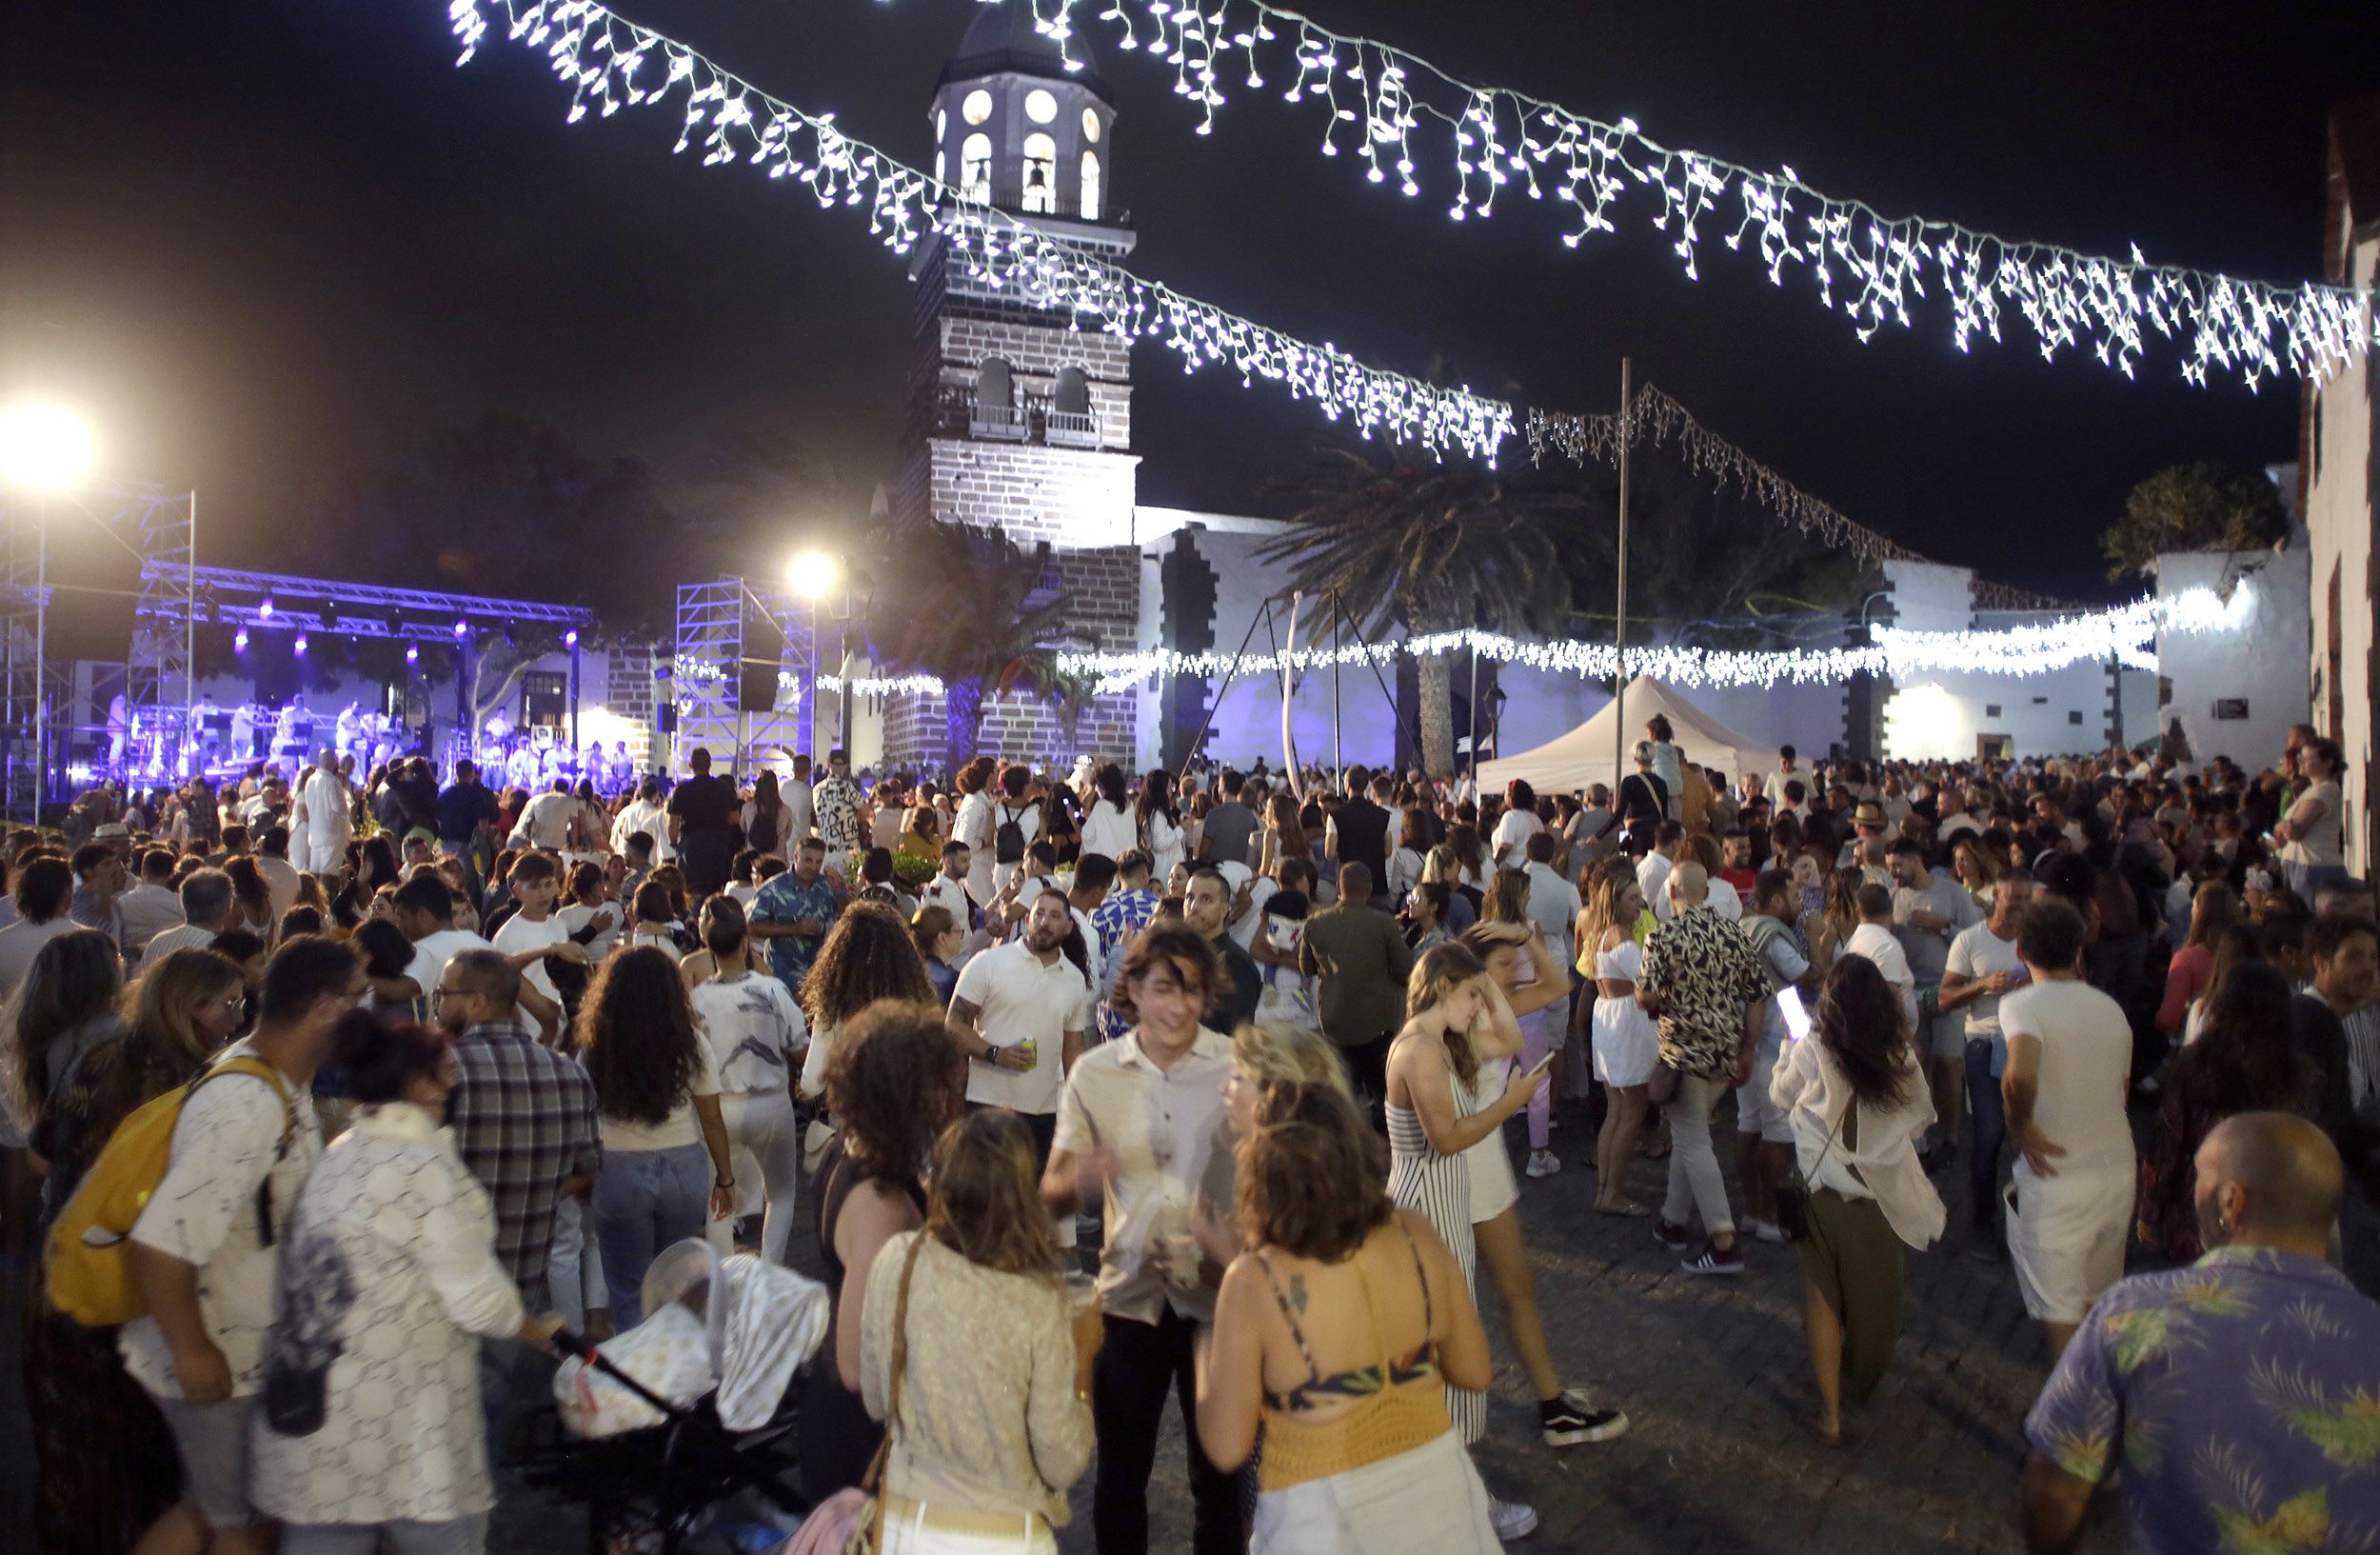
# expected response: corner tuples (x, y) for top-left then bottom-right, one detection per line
(0, 402), (97, 494)
(0, 401), (97, 822)
(787, 550), (843, 758)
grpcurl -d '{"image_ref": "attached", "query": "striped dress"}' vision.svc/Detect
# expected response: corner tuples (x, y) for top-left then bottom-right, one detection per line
(1386, 1089), (1485, 1445)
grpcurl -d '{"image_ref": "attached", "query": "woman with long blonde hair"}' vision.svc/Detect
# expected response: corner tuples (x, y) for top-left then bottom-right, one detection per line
(1382, 944), (1542, 1531)
(1580, 867), (1659, 1212)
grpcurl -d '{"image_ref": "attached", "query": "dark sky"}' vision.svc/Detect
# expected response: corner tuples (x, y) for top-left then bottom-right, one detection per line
(3, 0), (2372, 602)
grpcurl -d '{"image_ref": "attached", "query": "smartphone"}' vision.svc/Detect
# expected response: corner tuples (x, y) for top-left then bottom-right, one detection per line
(1524, 1050), (1558, 1080)
(1776, 987), (1813, 1043)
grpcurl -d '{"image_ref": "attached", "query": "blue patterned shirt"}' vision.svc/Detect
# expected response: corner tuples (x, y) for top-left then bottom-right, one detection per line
(749, 870), (844, 989)
(1091, 887), (1160, 1044)
(2025, 1245), (2380, 1553)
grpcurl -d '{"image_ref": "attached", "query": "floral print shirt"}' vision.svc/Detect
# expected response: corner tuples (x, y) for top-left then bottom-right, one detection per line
(2025, 1246), (2380, 1554)
(1637, 906), (1766, 1078)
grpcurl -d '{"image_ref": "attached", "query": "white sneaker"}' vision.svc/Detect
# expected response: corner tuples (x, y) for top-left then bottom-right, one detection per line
(1489, 1496), (1538, 1542)
(1748, 1217), (1788, 1245)
(1525, 1149), (1562, 1179)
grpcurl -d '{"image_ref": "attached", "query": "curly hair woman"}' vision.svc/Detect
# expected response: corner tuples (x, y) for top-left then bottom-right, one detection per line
(1768, 955), (1944, 1445)
(801, 1000), (967, 1506)
(796, 899), (934, 1102)
(576, 945), (736, 1327)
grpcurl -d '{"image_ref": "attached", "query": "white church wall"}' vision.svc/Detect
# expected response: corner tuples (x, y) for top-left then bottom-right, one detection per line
(2152, 547), (2308, 771)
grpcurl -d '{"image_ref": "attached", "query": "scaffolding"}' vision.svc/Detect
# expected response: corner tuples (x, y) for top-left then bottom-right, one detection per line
(673, 578), (817, 774)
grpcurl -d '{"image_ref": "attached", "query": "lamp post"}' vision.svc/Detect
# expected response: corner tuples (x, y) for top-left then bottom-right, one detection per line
(0, 402), (98, 819)
(788, 549), (841, 759)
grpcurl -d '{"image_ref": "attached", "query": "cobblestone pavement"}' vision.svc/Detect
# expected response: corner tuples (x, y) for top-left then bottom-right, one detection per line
(470, 1091), (2120, 1555)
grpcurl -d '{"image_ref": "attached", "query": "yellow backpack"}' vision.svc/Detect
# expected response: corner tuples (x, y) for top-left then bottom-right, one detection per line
(45, 1054), (297, 1328)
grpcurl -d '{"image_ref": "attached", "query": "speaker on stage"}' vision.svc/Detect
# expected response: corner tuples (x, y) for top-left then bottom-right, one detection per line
(740, 612), (785, 713)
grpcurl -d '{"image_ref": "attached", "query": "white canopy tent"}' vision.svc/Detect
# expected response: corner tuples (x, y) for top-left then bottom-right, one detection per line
(1477, 677), (1772, 798)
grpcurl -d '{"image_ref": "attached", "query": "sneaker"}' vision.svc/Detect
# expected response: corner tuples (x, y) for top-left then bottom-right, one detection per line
(1681, 1240), (1745, 1276)
(1746, 1216), (1788, 1246)
(1525, 1149), (1562, 1179)
(1540, 1391), (1630, 1446)
(1653, 1217), (1689, 1250)
(1488, 1496), (1538, 1542)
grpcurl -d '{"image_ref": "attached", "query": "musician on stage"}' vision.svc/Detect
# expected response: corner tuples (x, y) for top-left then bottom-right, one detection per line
(291, 747), (355, 873)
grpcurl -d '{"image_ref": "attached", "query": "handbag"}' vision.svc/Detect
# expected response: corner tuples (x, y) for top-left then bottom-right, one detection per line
(843, 1232), (928, 1555)
(1775, 1099), (1855, 1245)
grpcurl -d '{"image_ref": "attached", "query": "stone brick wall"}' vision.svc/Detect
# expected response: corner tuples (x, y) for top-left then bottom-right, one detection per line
(605, 641), (661, 773)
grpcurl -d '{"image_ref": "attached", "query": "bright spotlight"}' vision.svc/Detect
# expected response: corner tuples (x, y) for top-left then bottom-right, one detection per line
(453, 619), (468, 639)
(293, 633), (308, 657)
(0, 402), (97, 493)
(405, 643), (421, 666)
(787, 549), (840, 600)
(258, 596), (275, 620)
(233, 627), (250, 652)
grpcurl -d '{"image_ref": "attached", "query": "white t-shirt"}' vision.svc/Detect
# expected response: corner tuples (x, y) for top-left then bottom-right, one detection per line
(1946, 923), (2026, 1046)
(2001, 979), (2134, 1163)
(490, 909), (569, 1010)
(1523, 861), (1581, 948)
(121, 1044), (323, 1398)
(954, 940), (1090, 1115)
(557, 900), (621, 963)
(599, 1037), (721, 1153)
(1491, 807), (1543, 869)
(1846, 922), (1918, 1029)
(404, 927), (494, 1002)
(1638, 852), (1676, 922)
(516, 789), (577, 848)
(689, 970), (808, 1094)
(2281, 780), (2344, 867)
(1081, 799), (1138, 862)
(296, 768), (352, 840)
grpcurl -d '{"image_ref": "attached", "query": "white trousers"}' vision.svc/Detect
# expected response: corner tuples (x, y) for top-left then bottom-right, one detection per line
(545, 1195), (610, 1328)
(720, 1089), (803, 1266)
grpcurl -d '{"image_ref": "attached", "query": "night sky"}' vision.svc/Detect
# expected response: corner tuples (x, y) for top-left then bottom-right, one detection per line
(3, 0), (2372, 603)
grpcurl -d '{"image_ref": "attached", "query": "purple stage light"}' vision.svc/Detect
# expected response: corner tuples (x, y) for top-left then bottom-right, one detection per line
(453, 619), (468, 638)
(406, 643), (420, 665)
(293, 633), (308, 656)
(257, 596), (274, 620)
(233, 627), (249, 651)
(565, 629), (579, 648)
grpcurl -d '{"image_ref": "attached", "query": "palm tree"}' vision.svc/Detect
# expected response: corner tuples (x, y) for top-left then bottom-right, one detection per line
(869, 521), (1074, 771)
(1259, 445), (1585, 777)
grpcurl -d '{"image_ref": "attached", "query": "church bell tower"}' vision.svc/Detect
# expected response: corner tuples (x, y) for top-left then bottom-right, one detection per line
(886, 1), (1143, 767)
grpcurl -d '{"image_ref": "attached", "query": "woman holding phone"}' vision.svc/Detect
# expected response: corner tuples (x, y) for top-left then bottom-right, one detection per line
(1456, 923), (1628, 1451)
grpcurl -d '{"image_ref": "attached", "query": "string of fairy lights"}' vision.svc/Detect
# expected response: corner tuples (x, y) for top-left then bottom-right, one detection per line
(950, 0), (2380, 388)
(441, 0), (2253, 697)
(449, 0), (1510, 460)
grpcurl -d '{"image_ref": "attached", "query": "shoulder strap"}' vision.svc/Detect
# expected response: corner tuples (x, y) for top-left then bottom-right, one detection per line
(881, 1231), (928, 1436)
(196, 1055), (299, 1247)
(1395, 1217), (1434, 1336)
(1250, 1248), (1323, 1387)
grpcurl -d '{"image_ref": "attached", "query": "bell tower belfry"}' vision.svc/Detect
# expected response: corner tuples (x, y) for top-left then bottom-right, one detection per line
(887, 1), (1143, 765)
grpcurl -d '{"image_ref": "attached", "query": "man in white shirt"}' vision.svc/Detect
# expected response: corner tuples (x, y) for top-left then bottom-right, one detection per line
(1763, 746), (1802, 810)
(0, 856), (79, 1002)
(687, 898), (806, 1263)
(1889, 838), (1984, 1158)
(512, 779), (579, 850)
(2001, 895), (2137, 1360)
(1845, 883), (1918, 1030)
(388, 872), (496, 1009)
(486, 853), (587, 1040)
(1639, 822), (1684, 922)
(1521, 831), (1582, 950)
(122, 936), (358, 1555)
(288, 748), (353, 875)
(947, 890), (1088, 1163)
(1940, 866), (2032, 1247)
(1042, 922), (1240, 1552)
(610, 778), (672, 864)
(116, 847), (188, 965)
(783, 753), (816, 842)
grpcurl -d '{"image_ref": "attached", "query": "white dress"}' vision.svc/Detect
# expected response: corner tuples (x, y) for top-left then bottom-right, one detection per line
(252, 1102), (526, 1527)
(1144, 810), (1185, 884)
(1461, 1064), (1519, 1225)
(1591, 939), (1659, 1088)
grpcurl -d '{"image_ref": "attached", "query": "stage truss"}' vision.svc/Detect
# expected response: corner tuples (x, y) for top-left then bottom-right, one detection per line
(673, 578), (818, 773)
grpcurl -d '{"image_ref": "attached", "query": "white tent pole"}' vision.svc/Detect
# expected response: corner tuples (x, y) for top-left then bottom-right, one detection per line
(1612, 356), (1632, 797)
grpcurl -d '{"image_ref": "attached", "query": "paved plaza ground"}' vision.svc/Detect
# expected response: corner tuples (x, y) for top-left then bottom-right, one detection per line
(0, 1094), (2125, 1555)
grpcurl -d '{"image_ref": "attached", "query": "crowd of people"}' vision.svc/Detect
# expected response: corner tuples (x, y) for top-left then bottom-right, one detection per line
(2, 716), (2375, 1554)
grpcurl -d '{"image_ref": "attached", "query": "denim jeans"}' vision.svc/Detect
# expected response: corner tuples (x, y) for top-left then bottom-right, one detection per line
(591, 1142), (711, 1327)
(1964, 1039), (2008, 1234)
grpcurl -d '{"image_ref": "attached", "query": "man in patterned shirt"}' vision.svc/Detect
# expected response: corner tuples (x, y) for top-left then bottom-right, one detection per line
(1091, 849), (1161, 1044)
(1637, 861), (1769, 1277)
(810, 748), (865, 858)
(748, 836), (846, 989)
(440, 950), (601, 1311)
(2020, 1112), (2380, 1554)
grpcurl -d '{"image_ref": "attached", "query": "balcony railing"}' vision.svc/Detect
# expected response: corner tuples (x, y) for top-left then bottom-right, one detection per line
(935, 384), (1102, 449)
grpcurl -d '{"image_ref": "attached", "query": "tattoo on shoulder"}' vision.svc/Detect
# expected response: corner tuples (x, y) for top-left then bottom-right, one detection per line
(1288, 1272), (1309, 1315)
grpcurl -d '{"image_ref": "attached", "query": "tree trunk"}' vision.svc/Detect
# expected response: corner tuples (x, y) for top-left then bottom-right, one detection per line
(1415, 650), (1455, 779)
(944, 679), (984, 773)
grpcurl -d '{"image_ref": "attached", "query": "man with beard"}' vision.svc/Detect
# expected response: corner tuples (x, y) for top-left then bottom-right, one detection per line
(2019, 1113), (2380, 1554)
(947, 888), (1089, 1167)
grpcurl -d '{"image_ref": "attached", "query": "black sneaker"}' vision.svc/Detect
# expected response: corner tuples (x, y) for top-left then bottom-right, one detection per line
(1681, 1240), (1744, 1277)
(1540, 1392), (1631, 1446)
(1653, 1217), (1689, 1250)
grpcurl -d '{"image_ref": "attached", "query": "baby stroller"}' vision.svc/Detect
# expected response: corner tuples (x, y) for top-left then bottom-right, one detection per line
(520, 1238), (831, 1554)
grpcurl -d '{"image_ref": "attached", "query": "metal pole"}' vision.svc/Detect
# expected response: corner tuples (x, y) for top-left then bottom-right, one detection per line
(185, 490), (197, 771)
(1330, 589), (1343, 788)
(34, 499), (47, 818)
(1612, 356), (1632, 798)
(1467, 616), (1478, 786)
(569, 636), (582, 753)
